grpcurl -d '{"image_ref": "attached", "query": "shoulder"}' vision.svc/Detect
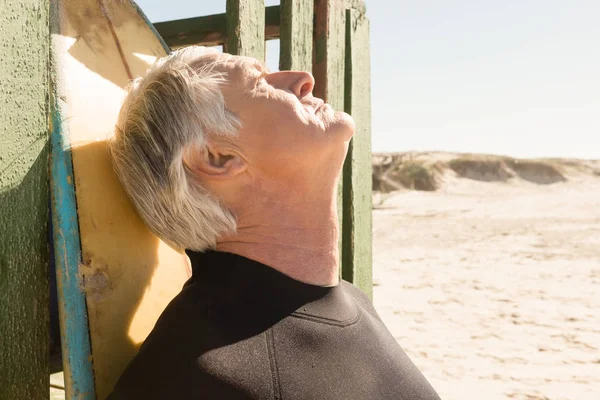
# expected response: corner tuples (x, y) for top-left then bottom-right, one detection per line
(340, 279), (370, 304)
(340, 280), (384, 322)
(108, 281), (244, 398)
(140, 280), (210, 341)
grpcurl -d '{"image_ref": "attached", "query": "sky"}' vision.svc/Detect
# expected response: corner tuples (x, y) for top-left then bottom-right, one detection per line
(136, 0), (600, 159)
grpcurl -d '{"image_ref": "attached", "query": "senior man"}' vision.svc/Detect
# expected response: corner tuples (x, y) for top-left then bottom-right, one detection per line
(107, 46), (440, 400)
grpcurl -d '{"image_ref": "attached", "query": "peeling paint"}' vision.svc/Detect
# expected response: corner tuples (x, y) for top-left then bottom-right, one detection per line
(50, 2), (96, 398)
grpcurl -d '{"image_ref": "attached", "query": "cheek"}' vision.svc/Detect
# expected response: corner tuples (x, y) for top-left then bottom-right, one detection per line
(241, 107), (313, 150)
(262, 124), (338, 173)
(238, 102), (333, 171)
(243, 134), (315, 179)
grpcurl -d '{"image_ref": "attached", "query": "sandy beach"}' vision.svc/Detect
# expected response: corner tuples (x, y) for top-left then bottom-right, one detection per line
(372, 153), (600, 400)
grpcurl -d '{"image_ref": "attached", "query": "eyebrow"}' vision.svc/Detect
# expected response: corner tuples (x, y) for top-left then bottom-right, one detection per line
(252, 62), (269, 83)
(245, 62), (267, 95)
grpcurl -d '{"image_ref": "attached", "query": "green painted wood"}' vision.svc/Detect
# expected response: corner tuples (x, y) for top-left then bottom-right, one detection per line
(342, 8), (372, 299)
(279, 0), (313, 71)
(154, 6), (281, 49)
(344, 0), (366, 14)
(313, 0), (345, 112)
(226, 0), (265, 59)
(0, 0), (50, 399)
(313, 0), (346, 275)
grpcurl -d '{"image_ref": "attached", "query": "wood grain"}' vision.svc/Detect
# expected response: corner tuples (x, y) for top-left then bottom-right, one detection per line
(313, 0), (347, 265)
(342, 8), (372, 298)
(279, 0), (313, 71)
(226, 0), (266, 59)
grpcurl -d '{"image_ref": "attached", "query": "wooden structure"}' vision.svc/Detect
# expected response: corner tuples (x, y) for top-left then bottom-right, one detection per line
(1, 0), (371, 399)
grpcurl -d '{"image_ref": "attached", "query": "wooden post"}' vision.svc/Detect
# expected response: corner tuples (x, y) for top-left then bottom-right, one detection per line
(342, 7), (372, 298)
(280, 0), (313, 71)
(313, 0), (346, 267)
(226, 0), (265, 59)
(313, 0), (345, 106)
(0, 0), (50, 398)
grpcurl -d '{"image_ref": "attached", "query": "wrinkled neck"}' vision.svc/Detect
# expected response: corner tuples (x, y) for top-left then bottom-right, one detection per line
(216, 193), (340, 287)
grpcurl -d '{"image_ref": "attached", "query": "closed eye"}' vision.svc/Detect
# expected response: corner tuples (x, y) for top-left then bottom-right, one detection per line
(257, 75), (267, 87)
(252, 72), (270, 93)
(253, 62), (269, 86)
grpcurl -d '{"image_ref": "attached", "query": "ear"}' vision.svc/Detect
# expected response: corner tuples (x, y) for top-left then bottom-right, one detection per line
(183, 142), (246, 181)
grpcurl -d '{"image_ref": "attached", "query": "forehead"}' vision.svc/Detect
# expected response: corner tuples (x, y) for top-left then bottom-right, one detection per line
(195, 52), (266, 83)
(191, 53), (266, 112)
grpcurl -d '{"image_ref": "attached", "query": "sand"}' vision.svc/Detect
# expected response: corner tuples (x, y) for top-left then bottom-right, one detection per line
(372, 159), (600, 400)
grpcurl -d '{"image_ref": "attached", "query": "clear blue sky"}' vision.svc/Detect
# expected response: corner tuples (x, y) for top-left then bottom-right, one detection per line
(137, 0), (600, 159)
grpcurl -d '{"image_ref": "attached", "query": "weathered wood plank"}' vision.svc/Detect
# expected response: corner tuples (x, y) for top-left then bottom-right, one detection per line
(49, 83), (96, 400)
(313, 0), (345, 109)
(279, 0), (313, 71)
(313, 0), (346, 274)
(154, 6), (280, 49)
(226, 0), (265, 59)
(342, 8), (372, 298)
(344, 0), (366, 14)
(0, 0), (50, 399)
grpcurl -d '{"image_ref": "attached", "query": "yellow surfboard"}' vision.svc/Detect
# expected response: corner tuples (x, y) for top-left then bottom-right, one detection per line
(51, 1), (190, 398)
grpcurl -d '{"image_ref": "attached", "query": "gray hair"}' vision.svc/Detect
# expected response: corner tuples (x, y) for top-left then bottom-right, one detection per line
(109, 46), (240, 251)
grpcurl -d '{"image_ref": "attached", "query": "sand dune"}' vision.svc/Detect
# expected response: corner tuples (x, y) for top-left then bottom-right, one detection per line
(372, 152), (600, 400)
(373, 152), (600, 194)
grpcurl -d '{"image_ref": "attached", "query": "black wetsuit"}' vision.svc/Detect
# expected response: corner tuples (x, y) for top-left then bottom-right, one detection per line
(107, 250), (440, 400)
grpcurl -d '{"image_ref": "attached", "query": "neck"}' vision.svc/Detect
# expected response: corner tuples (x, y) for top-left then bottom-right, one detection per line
(216, 191), (340, 287)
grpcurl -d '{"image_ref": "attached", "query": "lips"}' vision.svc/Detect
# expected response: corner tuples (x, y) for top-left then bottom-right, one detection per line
(302, 99), (325, 114)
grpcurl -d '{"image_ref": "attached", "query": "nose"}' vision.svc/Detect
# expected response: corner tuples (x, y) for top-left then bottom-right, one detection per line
(289, 71), (315, 98)
(266, 71), (315, 98)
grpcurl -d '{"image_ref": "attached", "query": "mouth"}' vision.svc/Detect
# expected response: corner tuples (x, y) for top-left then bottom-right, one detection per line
(303, 98), (326, 114)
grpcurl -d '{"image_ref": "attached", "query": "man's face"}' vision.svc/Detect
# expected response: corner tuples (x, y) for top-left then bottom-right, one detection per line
(199, 52), (355, 193)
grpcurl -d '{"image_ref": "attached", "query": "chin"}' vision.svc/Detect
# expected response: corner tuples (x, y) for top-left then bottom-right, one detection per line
(333, 111), (356, 141)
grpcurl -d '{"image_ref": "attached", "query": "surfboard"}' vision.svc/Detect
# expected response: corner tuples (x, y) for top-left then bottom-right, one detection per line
(50, 1), (190, 398)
